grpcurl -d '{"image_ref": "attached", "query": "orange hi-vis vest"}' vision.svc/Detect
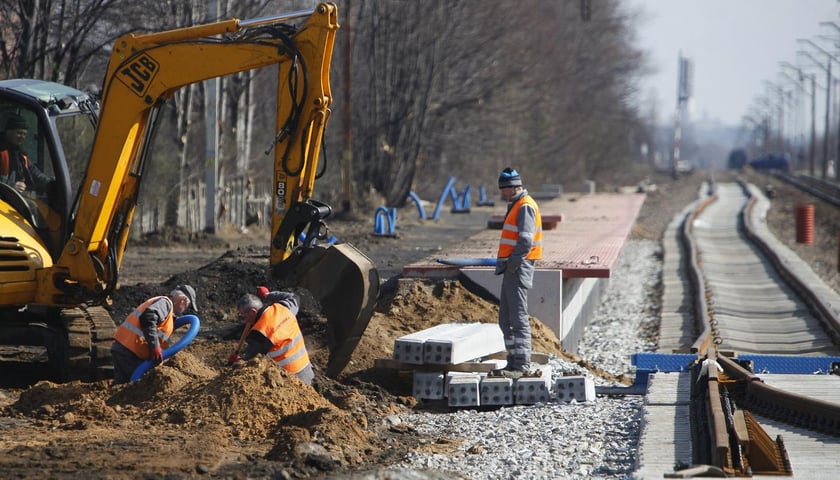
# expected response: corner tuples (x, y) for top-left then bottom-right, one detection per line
(0, 150), (28, 176)
(252, 303), (311, 375)
(114, 296), (174, 359)
(497, 194), (543, 260)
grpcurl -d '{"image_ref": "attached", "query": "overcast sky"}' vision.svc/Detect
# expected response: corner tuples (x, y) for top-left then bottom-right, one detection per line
(625, 0), (840, 127)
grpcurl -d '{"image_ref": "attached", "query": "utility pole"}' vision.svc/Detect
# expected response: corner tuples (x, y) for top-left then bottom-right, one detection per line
(204, 0), (220, 233)
(798, 39), (839, 179)
(810, 73), (817, 177)
(340, 0), (353, 213)
(820, 21), (840, 181)
(672, 52), (692, 178)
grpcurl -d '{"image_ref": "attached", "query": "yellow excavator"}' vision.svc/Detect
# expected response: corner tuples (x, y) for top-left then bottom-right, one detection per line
(0, 3), (377, 381)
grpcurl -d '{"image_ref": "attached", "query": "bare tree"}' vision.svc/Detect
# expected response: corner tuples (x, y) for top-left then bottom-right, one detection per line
(0, 0), (128, 83)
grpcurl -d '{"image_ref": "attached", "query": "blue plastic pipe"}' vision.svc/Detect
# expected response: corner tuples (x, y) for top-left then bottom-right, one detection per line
(407, 191), (427, 219)
(130, 314), (201, 382)
(374, 206), (397, 236)
(431, 177), (456, 221)
(461, 185), (472, 209)
(436, 257), (498, 267)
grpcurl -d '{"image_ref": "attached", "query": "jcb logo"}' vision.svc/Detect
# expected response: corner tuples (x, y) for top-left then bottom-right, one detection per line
(117, 54), (159, 97)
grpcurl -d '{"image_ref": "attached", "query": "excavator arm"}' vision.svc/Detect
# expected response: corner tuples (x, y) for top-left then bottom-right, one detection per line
(35, 3), (376, 376)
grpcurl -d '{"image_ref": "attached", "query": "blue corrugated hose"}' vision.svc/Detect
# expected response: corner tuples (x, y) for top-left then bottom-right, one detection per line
(130, 314), (201, 382)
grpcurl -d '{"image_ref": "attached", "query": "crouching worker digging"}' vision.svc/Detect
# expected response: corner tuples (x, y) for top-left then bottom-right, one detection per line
(111, 285), (198, 384)
(229, 292), (315, 385)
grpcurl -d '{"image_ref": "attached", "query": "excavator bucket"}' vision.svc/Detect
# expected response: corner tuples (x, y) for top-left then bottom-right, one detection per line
(273, 243), (379, 378)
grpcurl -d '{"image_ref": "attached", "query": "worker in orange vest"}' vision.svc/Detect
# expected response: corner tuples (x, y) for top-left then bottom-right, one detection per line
(494, 167), (542, 378)
(230, 291), (315, 385)
(111, 284), (198, 384)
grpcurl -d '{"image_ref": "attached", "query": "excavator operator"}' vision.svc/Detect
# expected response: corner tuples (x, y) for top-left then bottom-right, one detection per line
(0, 113), (52, 195)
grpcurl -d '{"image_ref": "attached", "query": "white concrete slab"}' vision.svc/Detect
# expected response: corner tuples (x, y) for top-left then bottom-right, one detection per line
(423, 323), (505, 365)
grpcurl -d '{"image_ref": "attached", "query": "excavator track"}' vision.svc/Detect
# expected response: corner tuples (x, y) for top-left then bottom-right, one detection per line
(61, 305), (117, 382)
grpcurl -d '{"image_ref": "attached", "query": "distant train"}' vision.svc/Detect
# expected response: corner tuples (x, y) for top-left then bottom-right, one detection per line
(749, 153), (790, 172)
(728, 149), (789, 172)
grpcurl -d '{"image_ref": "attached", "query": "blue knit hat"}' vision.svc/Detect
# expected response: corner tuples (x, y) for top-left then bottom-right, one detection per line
(498, 167), (523, 189)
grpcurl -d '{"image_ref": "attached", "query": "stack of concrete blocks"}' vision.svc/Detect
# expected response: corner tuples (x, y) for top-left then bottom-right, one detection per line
(514, 365), (553, 405)
(396, 323), (505, 405)
(554, 375), (596, 403)
(399, 323), (596, 407)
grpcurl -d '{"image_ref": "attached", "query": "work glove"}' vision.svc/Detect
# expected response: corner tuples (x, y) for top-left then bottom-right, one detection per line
(151, 345), (163, 364)
(228, 353), (242, 365)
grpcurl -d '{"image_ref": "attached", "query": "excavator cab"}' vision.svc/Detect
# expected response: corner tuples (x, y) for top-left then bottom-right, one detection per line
(0, 83), (97, 262)
(0, 3), (377, 382)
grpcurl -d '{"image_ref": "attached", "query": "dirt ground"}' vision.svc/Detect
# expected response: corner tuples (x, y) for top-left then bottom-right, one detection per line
(1, 168), (836, 479)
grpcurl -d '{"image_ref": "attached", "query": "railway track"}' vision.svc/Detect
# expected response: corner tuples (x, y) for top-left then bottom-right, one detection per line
(774, 171), (840, 208)
(637, 180), (840, 478)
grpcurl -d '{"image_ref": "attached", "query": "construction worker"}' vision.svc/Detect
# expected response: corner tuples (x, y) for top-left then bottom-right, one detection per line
(111, 284), (198, 384)
(230, 291), (315, 385)
(0, 113), (52, 194)
(494, 167), (542, 378)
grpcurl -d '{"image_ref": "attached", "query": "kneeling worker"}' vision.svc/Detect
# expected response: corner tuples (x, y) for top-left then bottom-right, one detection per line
(111, 284), (198, 384)
(230, 291), (315, 385)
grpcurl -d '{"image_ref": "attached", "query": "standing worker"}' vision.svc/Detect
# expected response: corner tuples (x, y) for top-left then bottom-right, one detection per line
(0, 113), (52, 194)
(111, 285), (198, 384)
(229, 291), (315, 385)
(494, 167), (542, 378)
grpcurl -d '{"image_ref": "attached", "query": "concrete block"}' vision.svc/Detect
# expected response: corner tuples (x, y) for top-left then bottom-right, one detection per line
(413, 371), (445, 400)
(514, 366), (552, 405)
(393, 323), (454, 364)
(554, 375), (595, 403)
(445, 371), (484, 393)
(423, 323), (505, 365)
(480, 377), (514, 406)
(448, 375), (481, 407)
(393, 337), (425, 364)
